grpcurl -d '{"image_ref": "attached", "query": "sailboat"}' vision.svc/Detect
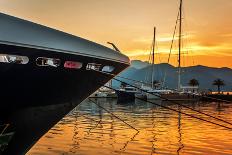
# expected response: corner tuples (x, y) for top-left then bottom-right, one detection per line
(146, 27), (172, 100)
(144, 27), (163, 100)
(135, 27), (172, 100)
(161, 0), (199, 101)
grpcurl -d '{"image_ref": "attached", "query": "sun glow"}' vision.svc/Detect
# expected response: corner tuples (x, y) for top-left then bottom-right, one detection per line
(0, 0), (231, 68)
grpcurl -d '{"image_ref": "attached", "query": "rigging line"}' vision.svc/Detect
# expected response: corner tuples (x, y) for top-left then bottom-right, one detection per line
(168, 11), (180, 64)
(145, 38), (154, 83)
(116, 74), (232, 104)
(102, 85), (232, 131)
(88, 98), (139, 132)
(97, 70), (232, 104)
(112, 77), (232, 127)
(142, 97), (232, 130)
(115, 73), (161, 86)
(163, 11), (180, 86)
(91, 70), (232, 126)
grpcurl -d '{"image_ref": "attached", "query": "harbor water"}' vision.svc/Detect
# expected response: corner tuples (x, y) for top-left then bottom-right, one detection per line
(28, 99), (232, 155)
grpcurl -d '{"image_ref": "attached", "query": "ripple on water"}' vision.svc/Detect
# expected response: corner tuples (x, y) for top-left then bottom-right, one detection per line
(28, 99), (232, 155)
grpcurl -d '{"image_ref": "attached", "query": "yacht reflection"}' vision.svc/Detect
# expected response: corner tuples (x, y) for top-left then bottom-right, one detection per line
(177, 105), (184, 155)
(69, 109), (80, 154)
(0, 102), (77, 155)
(215, 102), (228, 113)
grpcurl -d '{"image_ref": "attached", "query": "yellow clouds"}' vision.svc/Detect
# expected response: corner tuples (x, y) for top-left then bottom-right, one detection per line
(1, 0), (232, 68)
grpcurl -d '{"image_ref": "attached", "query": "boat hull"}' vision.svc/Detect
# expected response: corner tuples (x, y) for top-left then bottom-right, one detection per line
(161, 93), (200, 101)
(0, 43), (129, 154)
(0, 43), (129, 113)
(116, 90), (135, 102)
(146, 93), (161, 100)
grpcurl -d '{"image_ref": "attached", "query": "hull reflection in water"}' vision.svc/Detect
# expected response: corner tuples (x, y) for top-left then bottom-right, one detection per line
(29, 99), (232, 155)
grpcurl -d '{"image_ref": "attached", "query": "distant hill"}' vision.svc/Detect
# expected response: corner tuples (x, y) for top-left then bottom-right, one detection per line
(113, 60), (232, 91)
(131, 60), (149, 69)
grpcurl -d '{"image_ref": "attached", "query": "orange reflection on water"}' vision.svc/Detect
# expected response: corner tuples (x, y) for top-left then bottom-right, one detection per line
(28, 99), (232, 155)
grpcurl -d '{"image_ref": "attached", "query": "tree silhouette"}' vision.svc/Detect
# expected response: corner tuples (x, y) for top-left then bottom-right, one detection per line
(188, 79), (199, 92)
(212, 78), (225, 94)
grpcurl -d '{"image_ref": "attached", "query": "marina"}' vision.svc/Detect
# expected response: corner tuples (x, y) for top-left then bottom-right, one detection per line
(1, 0), (232, 154)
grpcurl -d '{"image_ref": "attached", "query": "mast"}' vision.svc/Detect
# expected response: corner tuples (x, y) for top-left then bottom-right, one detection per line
(177, 0), (182, 91)
(151, 27), (156, 89)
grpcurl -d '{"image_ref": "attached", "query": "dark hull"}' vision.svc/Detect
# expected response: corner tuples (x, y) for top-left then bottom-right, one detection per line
(0, 43), (128, 110)
(0, 43), (129, 154)
(116, 90), (135, 102)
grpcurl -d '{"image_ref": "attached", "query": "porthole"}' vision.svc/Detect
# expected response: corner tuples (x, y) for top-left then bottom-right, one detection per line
(64, 61), (82, 69)
(102, 66), (114, 72)
(86, 63), (101, 71)
(36, 57), (60, 67)
(0, 54), (29, 64)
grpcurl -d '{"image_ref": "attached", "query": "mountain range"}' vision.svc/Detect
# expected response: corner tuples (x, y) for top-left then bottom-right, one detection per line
(112, 60), (232, 91)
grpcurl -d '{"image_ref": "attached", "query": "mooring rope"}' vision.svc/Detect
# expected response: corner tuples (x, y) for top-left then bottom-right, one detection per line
(88, 98), (139, 132)
(112, 77), (232, 127)
(102, 84), (232, 131)
(91, 69), (232, 130)
(93, 69), (232, 126)
(101, 70), (232, 103)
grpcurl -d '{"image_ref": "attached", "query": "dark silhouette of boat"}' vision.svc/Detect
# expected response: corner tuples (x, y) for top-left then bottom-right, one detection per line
(116, 86), (137, 102)
(0, 13), (129, 154)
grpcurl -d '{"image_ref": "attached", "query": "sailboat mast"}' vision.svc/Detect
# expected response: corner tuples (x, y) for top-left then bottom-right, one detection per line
(151, 27), (156, 89)
(177, 0), (182, 91)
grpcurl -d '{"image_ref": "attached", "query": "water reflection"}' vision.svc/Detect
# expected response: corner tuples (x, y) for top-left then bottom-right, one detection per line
(29, 99), (232, 155)
(177, 105), (184, 155)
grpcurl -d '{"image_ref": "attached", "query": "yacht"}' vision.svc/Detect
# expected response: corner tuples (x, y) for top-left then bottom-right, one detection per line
(116, 85), (137, 102)
(0, 13), (129, 154)
(160, 0), (200, 101)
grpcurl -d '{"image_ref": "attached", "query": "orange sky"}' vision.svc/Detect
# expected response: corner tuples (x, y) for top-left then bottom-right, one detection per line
(0, 0), (232, 68)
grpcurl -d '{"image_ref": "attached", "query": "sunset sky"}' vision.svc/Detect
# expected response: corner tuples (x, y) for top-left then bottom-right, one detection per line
(0, 0), (232, 68)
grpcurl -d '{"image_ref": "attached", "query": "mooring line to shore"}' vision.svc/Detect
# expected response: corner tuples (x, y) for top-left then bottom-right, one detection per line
(91, 69), (232, 130)
(102, 84), (232, 131)
(99, 70), (232, 103)
(111, 77), (232, 127)
(118, 74), (232, 103)
(88, 98), (140, 132)
(93, 69), (232, 126)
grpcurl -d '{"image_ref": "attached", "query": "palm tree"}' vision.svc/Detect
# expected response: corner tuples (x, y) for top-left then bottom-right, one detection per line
(212, 78), (225, 94)
(188, 79), (199, 92)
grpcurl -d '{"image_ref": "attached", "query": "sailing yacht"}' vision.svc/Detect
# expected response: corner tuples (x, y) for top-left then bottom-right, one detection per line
(135, 27), (172, 100)
(144, 27), (162, 100)
(161, 0), (199, 101)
